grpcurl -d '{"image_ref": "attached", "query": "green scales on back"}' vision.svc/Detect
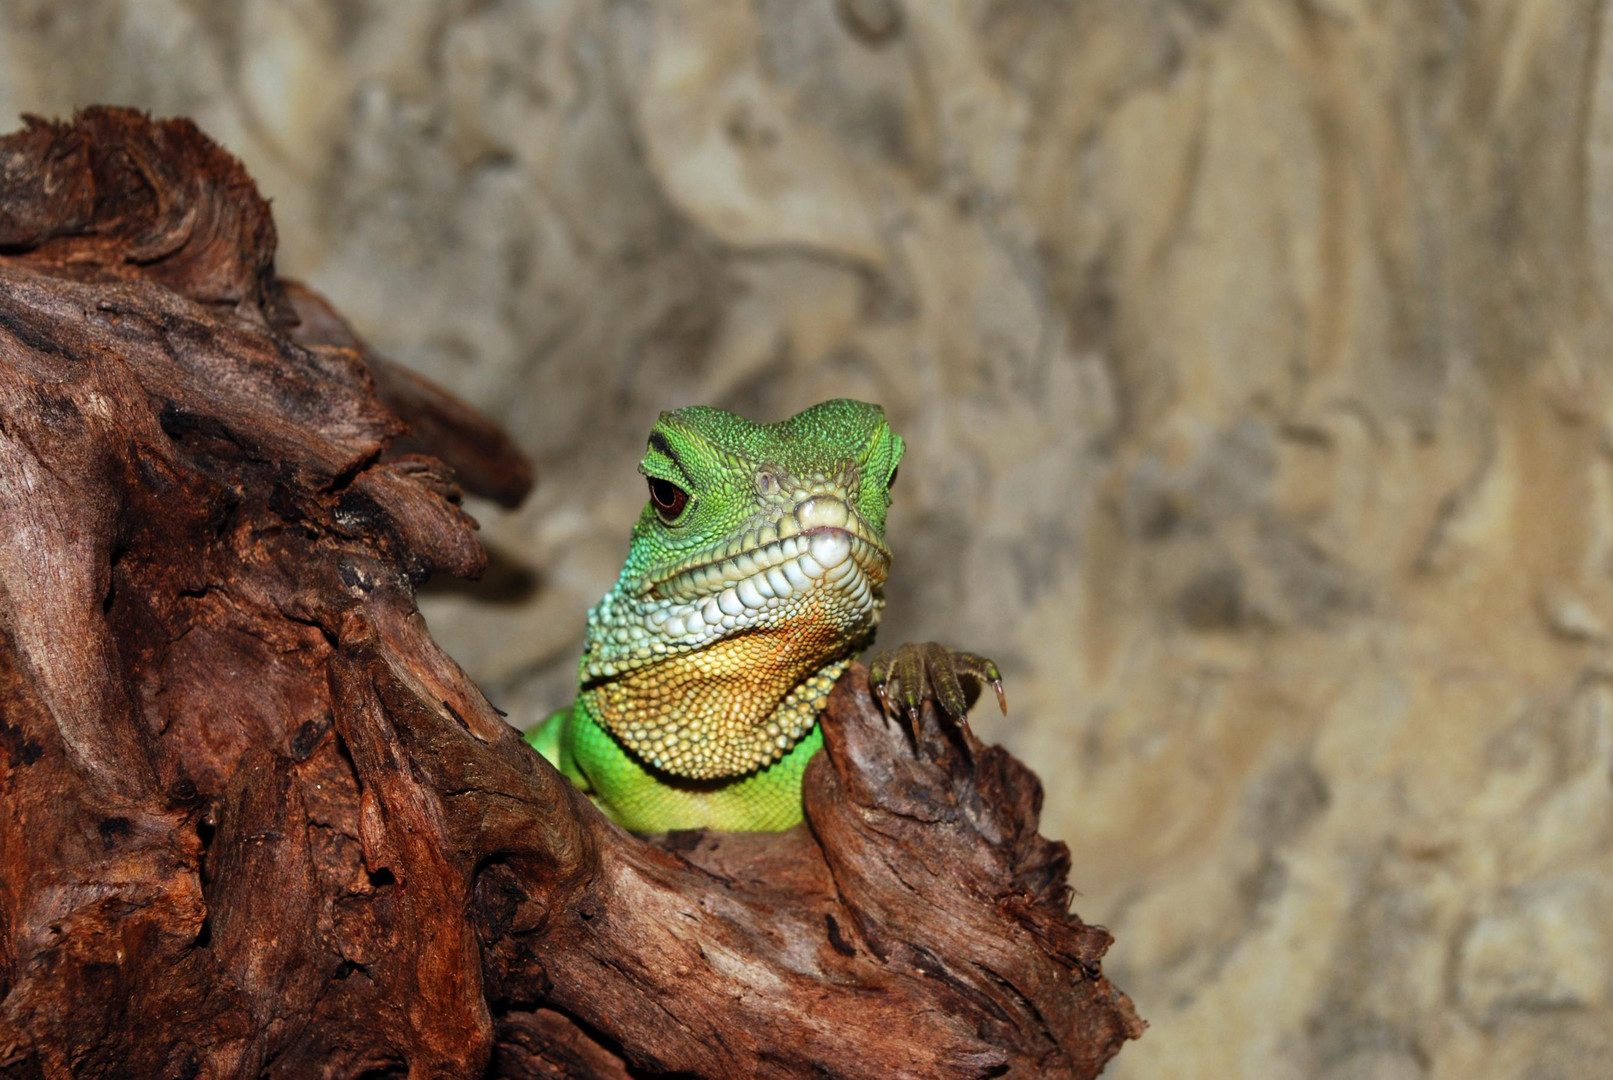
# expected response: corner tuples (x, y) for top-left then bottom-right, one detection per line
(526, 399), (1001, 832)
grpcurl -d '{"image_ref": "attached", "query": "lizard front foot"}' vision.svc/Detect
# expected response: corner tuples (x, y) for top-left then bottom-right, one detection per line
(868, 642), (1007, 745)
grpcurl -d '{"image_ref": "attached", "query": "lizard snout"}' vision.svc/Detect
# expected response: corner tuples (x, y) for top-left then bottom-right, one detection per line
(794, 495), (850, 531)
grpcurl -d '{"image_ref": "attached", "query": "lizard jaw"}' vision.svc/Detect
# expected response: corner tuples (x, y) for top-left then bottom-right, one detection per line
(582, 523), (887, 679)
(652, 525), (877, 633)
(645, 492), (889, 599)
(642, 523), (882, 643)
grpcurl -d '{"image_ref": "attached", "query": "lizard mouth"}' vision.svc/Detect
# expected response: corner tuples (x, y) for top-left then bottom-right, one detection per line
(636, 510), (890, 646)
(650, 525), (885, 624)
(648, 493), (889, 598)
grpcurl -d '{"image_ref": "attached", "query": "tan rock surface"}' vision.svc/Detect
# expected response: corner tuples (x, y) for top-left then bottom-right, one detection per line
(5, 1), (1611, 1075)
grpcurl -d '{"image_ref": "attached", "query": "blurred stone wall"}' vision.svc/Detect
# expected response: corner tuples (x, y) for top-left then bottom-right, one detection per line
(6, 0), (1613, 1075)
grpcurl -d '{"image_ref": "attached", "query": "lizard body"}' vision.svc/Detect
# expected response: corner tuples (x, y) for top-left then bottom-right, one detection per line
(526, 399), (999, 832)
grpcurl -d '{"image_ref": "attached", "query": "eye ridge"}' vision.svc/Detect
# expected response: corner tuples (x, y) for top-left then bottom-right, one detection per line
(648, 476), (690, 522)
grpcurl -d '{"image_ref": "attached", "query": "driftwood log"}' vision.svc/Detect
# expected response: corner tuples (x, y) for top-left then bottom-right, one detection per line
(0, 109), (1141, 1079)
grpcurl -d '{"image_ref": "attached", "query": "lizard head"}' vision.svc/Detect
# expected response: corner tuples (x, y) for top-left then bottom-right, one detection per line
(580, 398), (901, 745)
(585, 399), (901, 675)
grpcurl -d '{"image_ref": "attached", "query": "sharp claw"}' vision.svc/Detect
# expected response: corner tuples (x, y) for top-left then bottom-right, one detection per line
(872, 643), (1003, 752)
(876, 683), (899, 727)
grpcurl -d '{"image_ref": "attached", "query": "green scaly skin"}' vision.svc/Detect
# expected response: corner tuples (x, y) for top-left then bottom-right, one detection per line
(529, 701), (825, 832)
(524, 400), (1004, 832)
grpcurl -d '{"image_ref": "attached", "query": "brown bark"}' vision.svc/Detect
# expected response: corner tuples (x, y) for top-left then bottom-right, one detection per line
(0, 108), (1140, 1079)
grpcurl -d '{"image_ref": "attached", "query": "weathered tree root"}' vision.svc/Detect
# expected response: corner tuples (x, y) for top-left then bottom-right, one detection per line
(0, 108), (1141, 1079)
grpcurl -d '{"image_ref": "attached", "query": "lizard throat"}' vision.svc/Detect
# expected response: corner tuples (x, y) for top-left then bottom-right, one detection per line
(581, 645), (855, 780)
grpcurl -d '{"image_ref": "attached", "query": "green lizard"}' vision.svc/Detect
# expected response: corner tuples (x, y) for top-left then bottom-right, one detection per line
(525, 399), (1004, 832)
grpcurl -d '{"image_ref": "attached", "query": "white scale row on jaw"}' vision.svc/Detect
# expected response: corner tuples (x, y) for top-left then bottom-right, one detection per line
(657, 494), (880, 601)
(658, 529), (879, 602)
(588, 534), (878, 676)
(662, 535), (802, 601)
(651, 530), (870, 642)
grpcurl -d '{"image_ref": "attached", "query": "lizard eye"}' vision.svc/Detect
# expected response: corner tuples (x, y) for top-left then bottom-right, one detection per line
(648, 477), (690, 523)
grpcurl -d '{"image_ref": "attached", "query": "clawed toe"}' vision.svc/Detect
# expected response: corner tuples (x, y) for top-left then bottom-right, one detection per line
(867, 641), (1008, 751)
